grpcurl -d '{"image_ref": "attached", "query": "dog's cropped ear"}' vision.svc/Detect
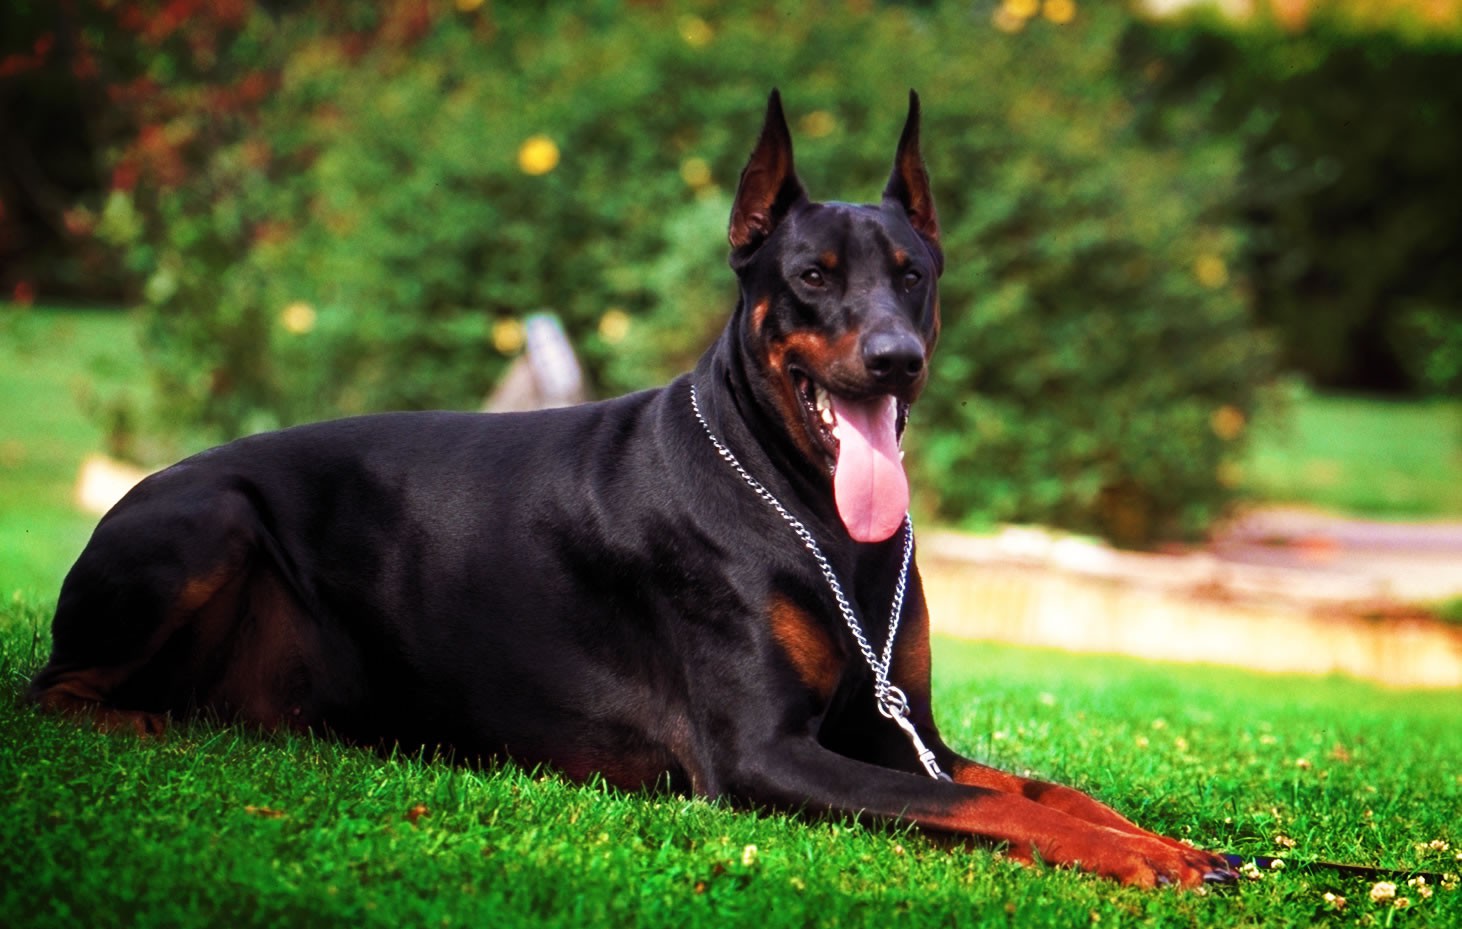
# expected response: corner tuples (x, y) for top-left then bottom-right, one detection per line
(883, 90), (942, 273)
(729, 90), (807, 254)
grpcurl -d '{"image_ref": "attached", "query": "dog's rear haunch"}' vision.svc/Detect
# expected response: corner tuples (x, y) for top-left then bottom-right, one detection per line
(31, 91), (1236, 888)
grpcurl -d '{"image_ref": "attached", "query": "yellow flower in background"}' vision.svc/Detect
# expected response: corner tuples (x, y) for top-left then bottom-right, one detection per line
(992, 9), (1025, 32)
(599, 307), (631, 344)
(1043, 0), (1077, 25)
(280, 301), (316, 335)
(1210, 404), (1246, 441)
(799, 110), (838, 139)
(679, 15), (714, 48)
(492, 317), (526, 354)
(1003, 0), (1039, 19)
(1195, 253), (1229, 288)
(455, 0), (484, 11)
(680, 157), (712, 190)
(517, 135), (560, 176)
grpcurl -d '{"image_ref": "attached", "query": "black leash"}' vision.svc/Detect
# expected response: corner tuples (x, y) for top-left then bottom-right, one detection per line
(1221, 853), (1448, 885)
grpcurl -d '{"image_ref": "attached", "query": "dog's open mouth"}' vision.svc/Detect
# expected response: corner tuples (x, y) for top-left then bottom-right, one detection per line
(792, 370), (911, 544)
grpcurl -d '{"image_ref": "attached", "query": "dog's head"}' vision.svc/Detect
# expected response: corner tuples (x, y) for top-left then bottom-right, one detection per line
(728, 90), (942, 544)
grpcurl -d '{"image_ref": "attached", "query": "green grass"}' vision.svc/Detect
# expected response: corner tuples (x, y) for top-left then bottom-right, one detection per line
(0, 304), (147, 597)
(2, 599), (1459, 928)
(1438, 599), (1462, 627)
(1242, 387), (1462, 518)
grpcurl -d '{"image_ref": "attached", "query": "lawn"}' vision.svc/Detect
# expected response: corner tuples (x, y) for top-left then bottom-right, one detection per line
(1243, 386), (1462, 518)
(0, 305), (147, 598)
(2, 306), (1460, 926)
(2, 599), (1459, 928)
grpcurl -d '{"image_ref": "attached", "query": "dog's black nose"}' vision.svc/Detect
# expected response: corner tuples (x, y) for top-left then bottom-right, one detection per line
(862, 330), (925, 388)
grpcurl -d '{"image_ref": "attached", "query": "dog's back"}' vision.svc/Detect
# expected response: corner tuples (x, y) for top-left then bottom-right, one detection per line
(35, 387), (726, 780)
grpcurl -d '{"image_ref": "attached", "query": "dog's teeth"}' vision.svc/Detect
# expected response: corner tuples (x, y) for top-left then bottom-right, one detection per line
(814, 387), (834, 427)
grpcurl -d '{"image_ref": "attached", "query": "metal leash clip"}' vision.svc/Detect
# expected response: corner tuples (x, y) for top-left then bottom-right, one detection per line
(878, 685), (952, 782)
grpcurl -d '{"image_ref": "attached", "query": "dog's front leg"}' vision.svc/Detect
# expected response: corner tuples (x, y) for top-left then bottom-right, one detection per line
(942, 757), (1177, 841)
(882, 586), (1230, 870)
(725, 738), (1233, 888)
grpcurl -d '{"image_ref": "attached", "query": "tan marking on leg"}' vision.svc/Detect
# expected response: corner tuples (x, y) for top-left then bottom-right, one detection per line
(950, 758), (1031, 794)
(925, 791), (1221, 887)
(889, 590), (932, 692)
(175, 566), (236, 613)
(32, 674), (168, 736)
(767, 595), (842, 700)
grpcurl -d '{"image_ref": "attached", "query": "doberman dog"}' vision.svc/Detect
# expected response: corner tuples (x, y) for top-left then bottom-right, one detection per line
(30, 91), (1236, 888)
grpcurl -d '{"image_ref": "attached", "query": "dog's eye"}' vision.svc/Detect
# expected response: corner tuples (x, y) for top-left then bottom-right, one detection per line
(800, 269), (825, 288)
(902, 270), (922, 291)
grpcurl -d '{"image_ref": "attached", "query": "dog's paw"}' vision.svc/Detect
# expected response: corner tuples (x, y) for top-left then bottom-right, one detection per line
(1110, 837), (1238, 889)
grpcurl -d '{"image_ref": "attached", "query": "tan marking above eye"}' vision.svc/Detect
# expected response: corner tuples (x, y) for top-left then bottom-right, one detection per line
(751, 298), (771, 333)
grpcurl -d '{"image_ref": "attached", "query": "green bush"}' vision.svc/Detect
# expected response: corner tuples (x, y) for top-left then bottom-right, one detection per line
(1130, 13), (1462, 395)
(100, 0), (1272, 543)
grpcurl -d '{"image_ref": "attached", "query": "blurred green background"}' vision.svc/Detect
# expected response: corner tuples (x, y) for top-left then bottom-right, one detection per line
(2, 0), (1460, 552)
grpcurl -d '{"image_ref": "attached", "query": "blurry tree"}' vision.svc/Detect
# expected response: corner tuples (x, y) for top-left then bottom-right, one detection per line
(1131, 9), (1462, 395)
(0, 0), (128, 301)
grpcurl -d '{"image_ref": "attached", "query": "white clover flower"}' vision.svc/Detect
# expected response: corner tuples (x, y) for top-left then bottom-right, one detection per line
(1408, 876), (1434, 900)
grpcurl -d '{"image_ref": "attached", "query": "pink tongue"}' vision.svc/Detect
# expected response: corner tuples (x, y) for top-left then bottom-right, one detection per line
(831, 395), (909, 543)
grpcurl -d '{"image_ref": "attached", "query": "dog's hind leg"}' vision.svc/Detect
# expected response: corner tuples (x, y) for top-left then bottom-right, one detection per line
(28, 482), (292, 734)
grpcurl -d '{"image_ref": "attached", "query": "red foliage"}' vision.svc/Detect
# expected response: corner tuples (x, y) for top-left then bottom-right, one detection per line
(72, 44), (99, 80)
(141, 0), (203, 44)
(108, 76), (160, 107)
(114, 2), (151, 34)
(213, 0), (251, 28)
(0, 55), (32, 78)
(135, 123), (189, 189)
(237, 71), (270, 104)
(381, 0), (438, 45)
(0, 32), (54, 77)
(15, 0), (451, 265)
(111, 160), (140, 193)
(251, 221), (290, 245)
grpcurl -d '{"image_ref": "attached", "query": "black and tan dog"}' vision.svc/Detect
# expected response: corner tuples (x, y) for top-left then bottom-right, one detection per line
(31, 92), (1235, 888)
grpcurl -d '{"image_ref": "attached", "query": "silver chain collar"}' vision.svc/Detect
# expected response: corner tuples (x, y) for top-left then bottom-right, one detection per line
(689, 383), (949, 781)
